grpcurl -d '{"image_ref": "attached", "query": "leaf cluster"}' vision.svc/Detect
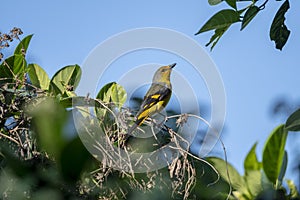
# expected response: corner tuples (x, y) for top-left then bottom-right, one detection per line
(206, 117), (300, 199)
(196, 0), (290, 50)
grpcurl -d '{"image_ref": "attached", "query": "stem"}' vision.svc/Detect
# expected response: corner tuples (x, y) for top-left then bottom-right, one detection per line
(168, 113), (232, 200)
(0, 131), (20, 145)
(259, 0), (269, 10)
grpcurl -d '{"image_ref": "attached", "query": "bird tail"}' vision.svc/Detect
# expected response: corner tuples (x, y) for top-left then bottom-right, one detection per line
(124, 115), (148, 145)
(125, 116), (145, 141)
(122, 122), (138, 146)
(127, 114), (148, 135)
(127, 122), (138, 136)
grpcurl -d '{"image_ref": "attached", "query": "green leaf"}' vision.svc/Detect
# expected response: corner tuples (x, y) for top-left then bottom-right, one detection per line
(27, 97), (67, 159)
(28, 63), (50, 90)
(285, 108), (300, 131)
(97, 82), (126, 108)
(270, 0), (290, 50)
(237, 7), (249, 15)
(262, 124), (288, 184)
(60, 137), (92, 182)
(244, 170), (262, 198)
(195, 9), (240, 34)
(111, 83), (127, 109)
(0, 55), (27, 84)
(241, 6), (259, 30)
(278, 150), (287, 184)
(205, 25), (230, 51)
(95, 82), (116, 120)
(208, 0), (222, 6)
(14, 34), (33, 56)
(0, 59), (14, 82)
(6, 55), (27, 76)
(261, 170), (274, 190)
(49, 64), (82, 96)
(207, 157), (245, 191)
(95, 82), (127, 120)
(225, 0), (237, 10)
(96, 82), (116, 102)
(244, 142), (261, 172)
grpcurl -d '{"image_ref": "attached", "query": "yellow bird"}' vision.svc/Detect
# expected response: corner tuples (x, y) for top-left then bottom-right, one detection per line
(128, 63), (176, 135)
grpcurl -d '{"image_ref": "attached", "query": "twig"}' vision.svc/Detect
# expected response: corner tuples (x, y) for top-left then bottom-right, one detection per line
(168, 145), (220, 186)
(175, 113), (232, 200)
(258, 0), (269, 10)
(0, 131), (20, 145)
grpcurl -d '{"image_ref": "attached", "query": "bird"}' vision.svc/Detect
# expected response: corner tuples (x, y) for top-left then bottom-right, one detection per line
(127, 63), (176, 136)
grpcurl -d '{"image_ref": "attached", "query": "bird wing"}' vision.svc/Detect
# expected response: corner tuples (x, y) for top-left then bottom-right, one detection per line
(135, 83), (171, 125)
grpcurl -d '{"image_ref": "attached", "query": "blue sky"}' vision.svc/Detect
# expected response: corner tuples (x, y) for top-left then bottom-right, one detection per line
(2, 0), (300, 178)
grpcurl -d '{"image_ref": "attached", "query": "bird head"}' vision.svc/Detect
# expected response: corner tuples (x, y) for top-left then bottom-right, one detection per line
(152, 63), (176, 84)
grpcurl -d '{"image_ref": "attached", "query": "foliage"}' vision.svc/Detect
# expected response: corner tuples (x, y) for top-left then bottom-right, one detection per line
(1, 29), (300, 200)
(196, 0), (291, 50)
(207, 124), (300, 200)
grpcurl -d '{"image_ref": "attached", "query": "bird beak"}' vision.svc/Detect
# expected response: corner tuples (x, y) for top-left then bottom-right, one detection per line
(169, 63), (176, 68)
